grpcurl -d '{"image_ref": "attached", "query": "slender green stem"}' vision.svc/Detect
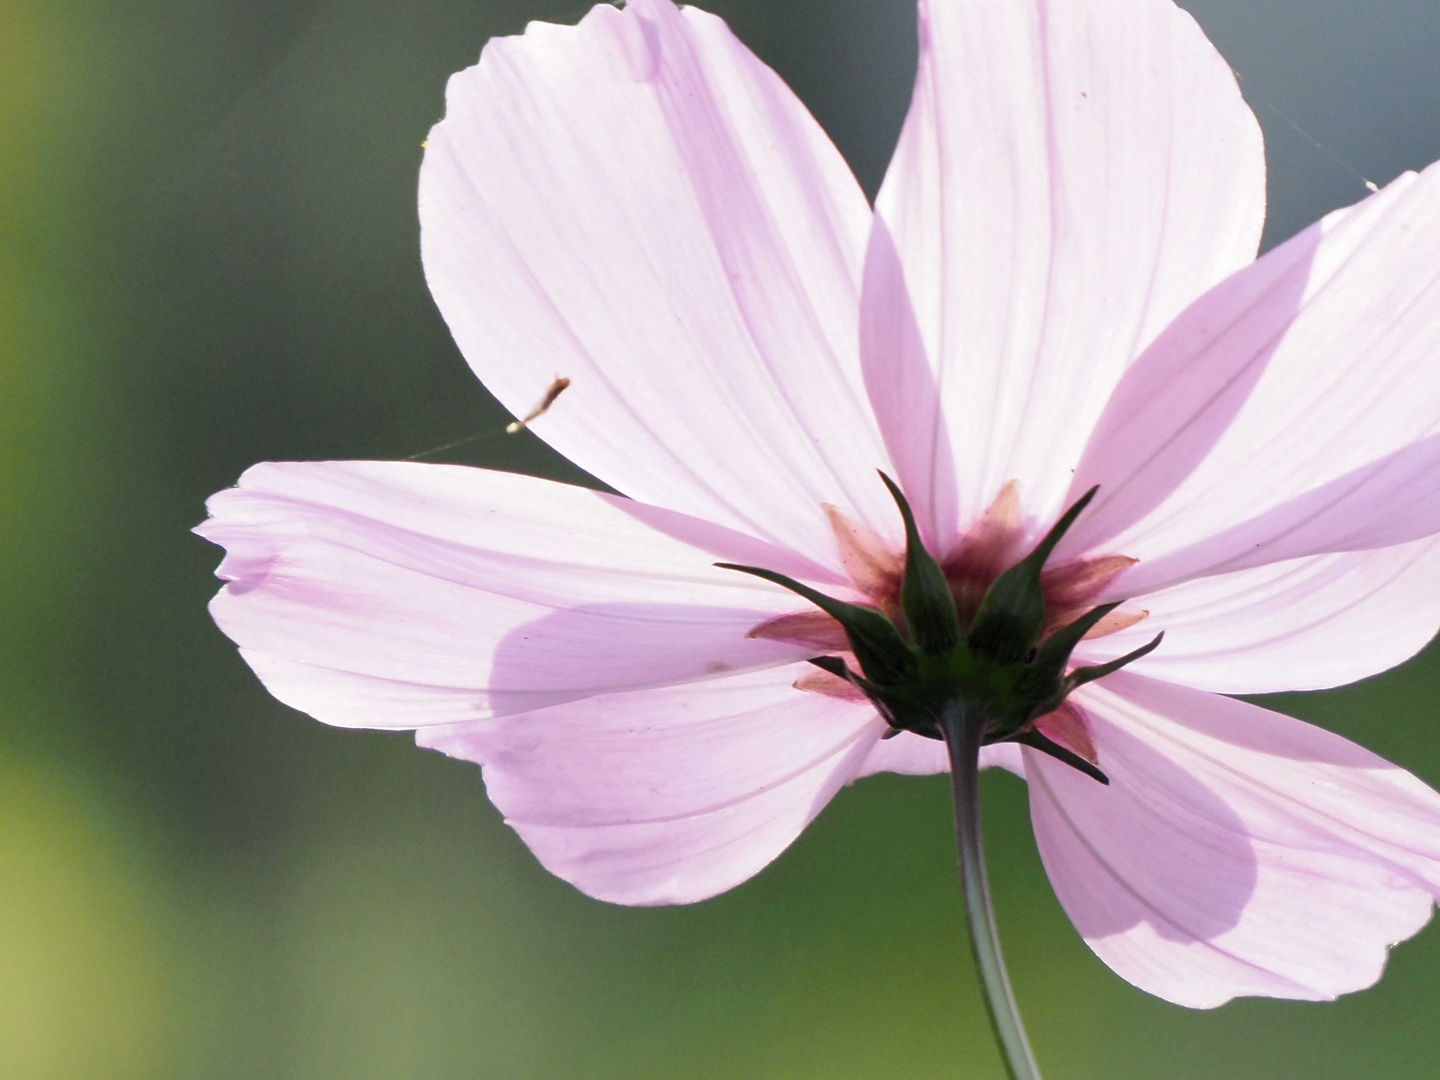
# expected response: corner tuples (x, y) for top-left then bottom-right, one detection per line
(941, 703), (1043, 1080)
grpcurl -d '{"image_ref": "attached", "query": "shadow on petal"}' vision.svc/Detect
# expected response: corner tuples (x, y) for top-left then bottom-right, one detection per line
(1029, 715), (1258, 946)
(614, 497), (849, 588)
(1062, 222), (1320, 556)
(1115, 432), (1440, 594)
(1038, 674), (1440, 1007)
(859, 217), (961, 549)
(489, 601), (812, 713)
(418, 664), (881, 906)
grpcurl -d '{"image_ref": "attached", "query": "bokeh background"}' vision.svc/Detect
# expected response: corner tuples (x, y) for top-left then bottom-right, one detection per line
(4, 0), (1440, 1076)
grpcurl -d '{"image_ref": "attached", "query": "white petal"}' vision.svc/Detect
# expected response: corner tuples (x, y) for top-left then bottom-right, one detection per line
(418, 666), (882, 905)
(862, 0), (1265, 539)
(420, 0), (897, 556)
(197, 461), (818, 728)
(1030, 673), (1440, 1007)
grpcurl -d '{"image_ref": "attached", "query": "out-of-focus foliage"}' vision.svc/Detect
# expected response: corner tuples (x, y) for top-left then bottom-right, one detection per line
(2, 0), (1438, 1076)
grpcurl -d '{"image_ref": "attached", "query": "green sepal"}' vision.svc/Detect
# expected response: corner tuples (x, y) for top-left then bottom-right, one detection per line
(878, 472), (962, 656)
(967, 487), (1098, 664)
(718, 563), (916, 686)
(805, 654), (883, 700)
(805, 656), (915, 735)
(1067, 632), (1165, 690)
(1011, 728), (1110, 785)
(1020, 602), (1121, 700)
(722, 475), (1157, 788)
(806, 654), (852, 680)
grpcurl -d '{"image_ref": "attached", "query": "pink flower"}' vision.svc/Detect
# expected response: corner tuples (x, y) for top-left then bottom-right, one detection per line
(198, 0), (1440, 1010)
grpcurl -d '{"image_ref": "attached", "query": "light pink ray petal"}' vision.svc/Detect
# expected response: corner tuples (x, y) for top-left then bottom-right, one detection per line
(863, 0), (1265, 539)
(419, 0), (897, 556)
(1064, 163), (1440, 582)
(418, 666), (883, 905)
(857, 731), (949, 777)
(1029, 673), (1440, 1008)
(196, 461), (818, 728)
(856, 732), (1026, 779)
(1078, 537), (1440, 694)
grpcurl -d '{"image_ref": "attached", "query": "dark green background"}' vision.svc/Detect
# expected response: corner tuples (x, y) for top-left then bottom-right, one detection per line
(4, 0), (1439, 1076)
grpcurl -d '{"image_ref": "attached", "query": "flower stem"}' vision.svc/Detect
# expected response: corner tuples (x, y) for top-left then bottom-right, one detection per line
(941, 703), (1043, 1080)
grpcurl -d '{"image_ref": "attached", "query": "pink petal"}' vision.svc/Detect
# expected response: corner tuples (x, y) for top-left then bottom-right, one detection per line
(862, 0), (1265, 540)
(1064, 163), (1440, 588)
(1029, 673), (1440, 1008)
(196, 461), (819, 728)
(1077, 537), (1440, 694)
(856, 732), (1026, 779)
(857, 731), (949, 777)
(417, 666), (882, 905)
(419, 0), (898, 558)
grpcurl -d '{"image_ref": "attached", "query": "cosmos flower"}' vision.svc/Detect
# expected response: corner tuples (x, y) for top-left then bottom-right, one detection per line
(198, 0), (1440, 1010)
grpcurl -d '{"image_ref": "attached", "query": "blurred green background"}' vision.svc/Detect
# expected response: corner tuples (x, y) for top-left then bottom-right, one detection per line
(3, 0), (1440, 1076)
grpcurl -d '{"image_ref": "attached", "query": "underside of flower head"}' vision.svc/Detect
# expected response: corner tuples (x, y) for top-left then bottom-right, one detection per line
(723, 475), (1162, 783)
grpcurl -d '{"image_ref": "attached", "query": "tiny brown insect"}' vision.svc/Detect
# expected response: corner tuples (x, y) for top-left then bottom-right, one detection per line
(506, 377), (571, 434)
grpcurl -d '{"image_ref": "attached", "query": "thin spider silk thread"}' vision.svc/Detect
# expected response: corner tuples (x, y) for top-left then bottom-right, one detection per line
(1232, 69), (1380, 194)
(402, 428), (512, 461)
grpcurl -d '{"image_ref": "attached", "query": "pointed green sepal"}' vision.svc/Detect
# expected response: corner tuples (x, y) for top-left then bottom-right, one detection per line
(806, 654), (883, 700)
(718, 563), (916, 686)
(1012, 728), (1110, 785)
(878, 472), (962, 655)
(1023, 602), (1122, 693)
(806, 654), (852, 680)
(806, 656), (912, 733)
(967, 487), (1098, 664)
(1067, 631), (1165, 689)
(723, 474), (1158, 777)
